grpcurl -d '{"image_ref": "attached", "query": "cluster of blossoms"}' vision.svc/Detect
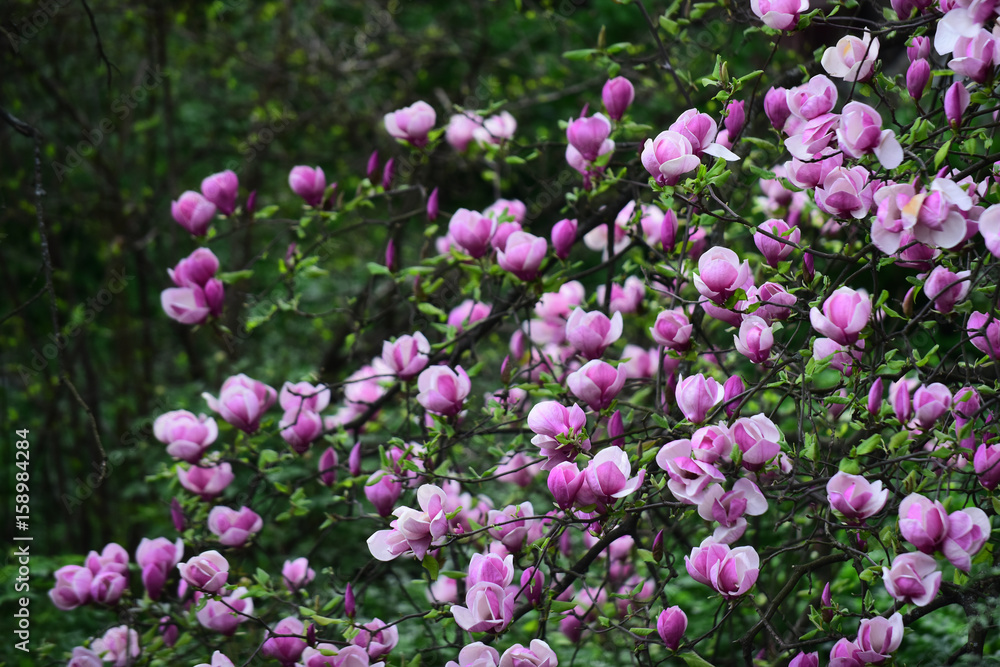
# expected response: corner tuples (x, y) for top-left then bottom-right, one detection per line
(51, 0), (1000, 663)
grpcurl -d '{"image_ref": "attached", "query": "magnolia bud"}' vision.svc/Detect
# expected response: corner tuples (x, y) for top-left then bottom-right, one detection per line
(382, 158), (395, 190)
(307, 623), (317, 647)
(318, 447), (338, 487)
(602, 76), (635, 121)
(724, 100), (745, 137)
(427, 187), (439, 222)
(764, 87), (791, 131)
(367, 151), (380, 181)
(345, 583), (356, 618)
(651, 530), (664, 562)
(551, 218), (578, 260)
(385, 239), (396, 272)
(723, 375), (745, 419)
(906, 59), (930, 103)
(945, 82), (970, 129)
(867, 378), (883, 416)
(821, 582), (833, 623)
(803, 251), (815, 282)
(246, 190), (257, 213)
(907, 36), (930, 62)
(349, 442), (362, 476)
(609, 410), (624, 448)
(170, 497), (186, 532)
(500, 355), (513, 384)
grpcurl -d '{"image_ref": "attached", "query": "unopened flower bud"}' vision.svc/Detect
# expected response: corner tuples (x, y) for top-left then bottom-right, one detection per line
(367, 151), (380, 181)
(427, 187), (439, 222)
(345, 583), (356, 618)
(609, 410), (624, 448)
(651, 530), (664, 562)
(723, 375), (745, 419)
(382, 158), (395, 190)
(170, 497), (186, 532)
(246, 190), (257, 213)
(867, 378), (883, 416)
(349, 442), (362, 476)
(945, 82), (970, 129)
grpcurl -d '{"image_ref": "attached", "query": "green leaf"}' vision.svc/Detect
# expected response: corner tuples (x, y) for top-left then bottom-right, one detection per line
(632, 627), (657, 637)
(550, 600), (579, 614)
(856, 434), (882, 456)
(934, 139), (952, 169)
(218, 270), (254, 284)
(366, 262), (392, 277)
(422, 554), (440, 580)
(679, 652), (716, 667)
(563, 49), (597, 61)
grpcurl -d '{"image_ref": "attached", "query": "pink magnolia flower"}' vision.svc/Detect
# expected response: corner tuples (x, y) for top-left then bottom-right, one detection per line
(855, 613), (904, 664)
(280, 409), (323, 453)
(750, 0), (809, 29)
(448, 300), (492, 331)
(734, 316), (774, 365)
(691, 423), (733, 463)
(474, 112), (518, 146)
(91, 625), (140, 667)
(675, 374), (725, 423)
(448, 209), (495, 258)
(694, 246), (752, 304)
(447, 113), (483, 151)
(821, 31), (880, 81)
(810, 287), (871, 345)
(754, 219), (800, 267)
(789, 652), (819, 667)
(657, 440), (725, 504)
(67, 647), (103, 667)
(417, 365), (471, 417)
(968, 310), (1000, 357)
(547, 461), (592, 510)
(446, 643), (500, 667)
(208, 505), (263, 547)
(202, 373), (277, 433)
(787, 76), (838, 120)
(136, 537), (184, 600)
(171, 190), (216, 236)
(551, 218), (578, 259)
(301, 644), (380, 667)
(732, 414), (782, 470)
(154, 410), (218, 462)
(353, 618), (399, 659)
(49, 565), (92, 610)
(367, 484), (451, 561)
(949, 28), (998, 83)
(698, 479), (769, 544)
(943, 507), (991, 571)
(282, 557), (316, 592)
(785, 152), (843, 190)
(177, 462), (234, 500)
(657, 606), (687, 650)
(836, 102), (903, 168)
(826, 472), (889, 522)
(829, 638), (866, 667)
(195, 652), (236, 667)
(451, 582), (514, 633)
(279, 381), (331, 413)
(899, 493), (950, 553)
(585, 446), (645, 503)
(813, 337), (863, 376)
(668, 109), (735, 160)
(567, 113), (613, 162)
(83, 542), (128, 577)
(764, 86), (792, 130)
(912, 383), (952, 429)
(384, 101), (435, 147)
(498, 640), (557, 667)
(814, 166), (873, 219)
(201, 170), (239, 215)
(641, 130), (701, 186)
(596, 277), (645, 315)
(365, 470), (403, 517)
(196, 587), (253, 636)
(925, 266), (971, 314)
(382, 333), (431, 381)
(161, 287), (212, 325)
(650, 308), (692, 350)
(685, 540), (758, 598)
(756, 282), (796, 322)
(467, 553), (515, 589)
(565, 308), (623, 359)
(882, 552), (941, 606)
(907, 59), (931, 101)
(177, 550), (229, 592)
(497, 232), (548, 280)
(785, 113), (840, 161)
(603, 77), (635, 120)
(88, 569), (126, 603)
(289, 166), (326, 207)
(262, 616), (307, 666)
(527, 401), (591, 469)
(974, 443), (1000, 489)
(486, 501), (536, 552)
(889, 377), (914, 423)
(567, 360), (626, 411)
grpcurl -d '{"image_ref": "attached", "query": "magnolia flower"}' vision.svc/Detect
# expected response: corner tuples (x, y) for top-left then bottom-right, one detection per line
(821, 31), (880, 82)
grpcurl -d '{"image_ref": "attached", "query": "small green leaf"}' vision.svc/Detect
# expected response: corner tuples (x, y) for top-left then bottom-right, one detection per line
(679, 652), (716, 667)
(218, 270), (254, 284)
(934, 139), (952, 169)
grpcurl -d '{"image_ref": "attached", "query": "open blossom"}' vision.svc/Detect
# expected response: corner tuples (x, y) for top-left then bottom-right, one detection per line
(826, 472), (889, 522)
(196, 587), (254, 636)
(528, 401), (590, 469)
(177, 462), (234, 499)
(153, 410), (217, 462)
(451, 582), (514, 633)
(821, 31), (880, 81)
(750, 0), (808, 29)
(698, 479), (769, 544)
(474, 112), (517, 146)
(855, 614), (903, 664)
(446, 643), (500, 667)
(949, 28), (998, 83)
(566, 113), (613, 162)
(171, 190), (216, 236)
(565, 308), (623, 359)
(498, 640), (558, 667)
(353, 618), (399, 659)
(382, 333), (431, 381)
(447, 113), (482, 151)
(208, 505), (263, 547)
(899, 493), (949, 553)
(448, 300), (492, 331)
(641, 130), (701, 186)
(694, 246), (752, 304)
(810, 287), (871, 345)
(732, 414), (781, 470)
(202, 373), (277, 433)
(754, 219), (799, 267)
(584, 446), (645, 504)
(912, 383), (952, 429)
(943, 507), (991, 571)
(882, 552), (941, 606)
(136, 537), (184, 600)
(685, 540), (759, 598)
(280, 381), (331, 413)
(49, 565), (93, 610)
(91, 626), (140, 667)
(497, 232), (547, 280)
(657, 439), (726, 504)
(487, 502), (536, 552)
(787, 75), (837, 120)
(836, 102), (902, 169)
(567, 360), (626, 411)
(417, 365), (470, 417)
(282, 557), (316, 592)
(262, 617), (307, 666)
(449, 209), (495, 258)
(178, 550), (229, 592)
(734, 316), (774, 365)
(384, 101), (435, 147)
(924, 266), (971, 314)
(968, 311), (1000, 357)
(675, 374), (725, 423)
(651, 308), (692, 350)
(367, 484), (450, 561)
(201, 170), (239, 215)
(814, 166), (873, 219)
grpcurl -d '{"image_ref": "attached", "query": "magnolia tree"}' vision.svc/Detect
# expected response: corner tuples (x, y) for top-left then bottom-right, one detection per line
(48, 0), (1000, 665)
